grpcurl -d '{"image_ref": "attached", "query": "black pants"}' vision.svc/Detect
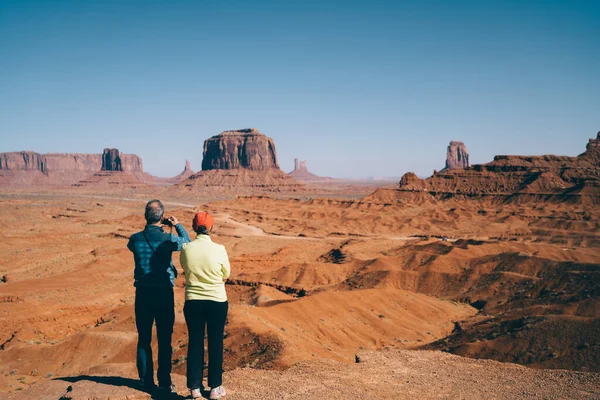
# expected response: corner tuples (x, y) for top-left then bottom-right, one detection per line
(184, 300), (229, 390)
(135, 286), (175, 388)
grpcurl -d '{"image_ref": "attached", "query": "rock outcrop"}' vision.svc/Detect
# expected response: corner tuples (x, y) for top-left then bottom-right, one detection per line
(72, 149), (145, 189)
(162, 159), (195, 182)
(175, 129), (302, 193)
(71, 171), (149, 190)
(178, 160), (194, 179)
(102, 148), (122, 171)
(0, 149), (144, 186)
(445, 141), (469, 170)
(100, 148), (143, 174)
(202, 128), (279, 171)
(397, 132), (600, 204)
(398, 172), (427, 191)
(295, 159), (306, 172)
(43, 153), (102, 173)
(0, 151), (45, 171)
(288, 158), (327, 181)
(580, 131), (600, 164)
(143, 160), (195, 184)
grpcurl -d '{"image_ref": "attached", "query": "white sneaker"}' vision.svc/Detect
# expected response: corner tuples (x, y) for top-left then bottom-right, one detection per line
(190, 388), (203, 399)
(209, 385), (226, 399)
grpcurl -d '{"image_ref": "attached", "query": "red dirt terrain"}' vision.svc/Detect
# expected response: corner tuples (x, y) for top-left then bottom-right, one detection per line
(0, 132), (599, 398)
(0, 188), (598, 398)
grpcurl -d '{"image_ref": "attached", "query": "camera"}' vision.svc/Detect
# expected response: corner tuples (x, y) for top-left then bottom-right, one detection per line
(161, 217), (172, 226)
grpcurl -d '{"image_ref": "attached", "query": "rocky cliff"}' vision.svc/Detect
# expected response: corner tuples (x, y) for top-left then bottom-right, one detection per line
(445, 141), (469, 170)
(397, 131), (600, 204)
(0, 149), (144, 186)
(0, 151), (45, 171)
(202, 128), (279, 171)
(42, 153), (102, 173)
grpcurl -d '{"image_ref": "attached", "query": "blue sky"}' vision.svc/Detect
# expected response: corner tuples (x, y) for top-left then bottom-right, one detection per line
(1, 0), (598, 178)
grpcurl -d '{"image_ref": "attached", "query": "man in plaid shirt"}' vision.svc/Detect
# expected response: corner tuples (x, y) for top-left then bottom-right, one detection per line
(127, 199), (191, 394)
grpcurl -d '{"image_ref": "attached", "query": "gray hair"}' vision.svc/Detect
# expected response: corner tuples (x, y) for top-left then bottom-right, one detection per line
(195, 225), (211, 235)
(144, 199), (164, 224)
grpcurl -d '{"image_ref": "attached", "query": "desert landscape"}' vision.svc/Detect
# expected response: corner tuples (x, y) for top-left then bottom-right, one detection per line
(0, 128), (598, 399)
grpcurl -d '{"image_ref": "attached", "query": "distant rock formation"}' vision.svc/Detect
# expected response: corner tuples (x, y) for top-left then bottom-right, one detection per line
(64, 148), (147, 189)
(175, 129), (302, 193)
(102, 148), (122, 171)
(101, 148), (143, 174)
(202, 128), (279, 171)
(0, 151), (45, 171)
(177, 159), (194, 178)
(142, 159), (195, 185)
(397, 131), (600, 204)
(164, 159), (195, 183)
(43, 153), (101, 173)
(445, 141), (469, 170)
(71, 170), (149, 189)
(0, 149), (144, 186)
(580, 131), (600, 164)
(398, 172), (426, 190)
(288, 158), (327, 181)
(295, 159), (307, 172)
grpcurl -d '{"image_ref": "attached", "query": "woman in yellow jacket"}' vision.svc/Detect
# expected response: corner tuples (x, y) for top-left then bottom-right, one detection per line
(180, 211), (230, 399)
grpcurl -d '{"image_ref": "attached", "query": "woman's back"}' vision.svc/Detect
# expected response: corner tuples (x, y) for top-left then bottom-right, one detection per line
(180, 235), (230, 302)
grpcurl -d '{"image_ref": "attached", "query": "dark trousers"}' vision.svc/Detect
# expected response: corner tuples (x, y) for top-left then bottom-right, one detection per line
(135, 286), (175, 388)
(184, 300), (229, 390)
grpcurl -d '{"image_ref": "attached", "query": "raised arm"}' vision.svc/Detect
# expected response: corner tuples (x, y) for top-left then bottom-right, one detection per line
(164, 216), (191, 251)
(171, 223), (191, 251)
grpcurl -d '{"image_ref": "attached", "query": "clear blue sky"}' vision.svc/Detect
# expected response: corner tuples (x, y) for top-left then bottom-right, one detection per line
(1, 0), (598, 178)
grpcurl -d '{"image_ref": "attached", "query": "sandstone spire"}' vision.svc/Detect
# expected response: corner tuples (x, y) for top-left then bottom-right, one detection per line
(445, 141), (469, 170)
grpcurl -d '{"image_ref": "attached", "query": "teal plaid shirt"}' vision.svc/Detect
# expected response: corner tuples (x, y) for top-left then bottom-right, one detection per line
(127, 224), (191, 287)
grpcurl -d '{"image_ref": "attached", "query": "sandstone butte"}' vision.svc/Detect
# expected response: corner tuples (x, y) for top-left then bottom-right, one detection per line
(0, 148), (144, 186)
(0, 149), (142, 174)
(386, 131), (600, 205)
(202, 128), (279, 171)
(0, 148), (197, 187)
(444, 140), (470, 170)
(177, 128), (303, 191)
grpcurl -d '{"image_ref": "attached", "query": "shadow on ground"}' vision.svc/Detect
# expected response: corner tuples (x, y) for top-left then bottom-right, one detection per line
(55, 376), (190, 399)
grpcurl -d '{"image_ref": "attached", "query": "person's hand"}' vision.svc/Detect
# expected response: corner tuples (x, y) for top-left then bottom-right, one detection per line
(168, 216), (179, 226)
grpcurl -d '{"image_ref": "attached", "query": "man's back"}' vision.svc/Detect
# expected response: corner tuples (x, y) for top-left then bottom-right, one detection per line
(128, 224), (190, 287)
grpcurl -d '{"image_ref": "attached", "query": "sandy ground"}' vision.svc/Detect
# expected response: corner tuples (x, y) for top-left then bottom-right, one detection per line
(4, 350), (599, 400)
